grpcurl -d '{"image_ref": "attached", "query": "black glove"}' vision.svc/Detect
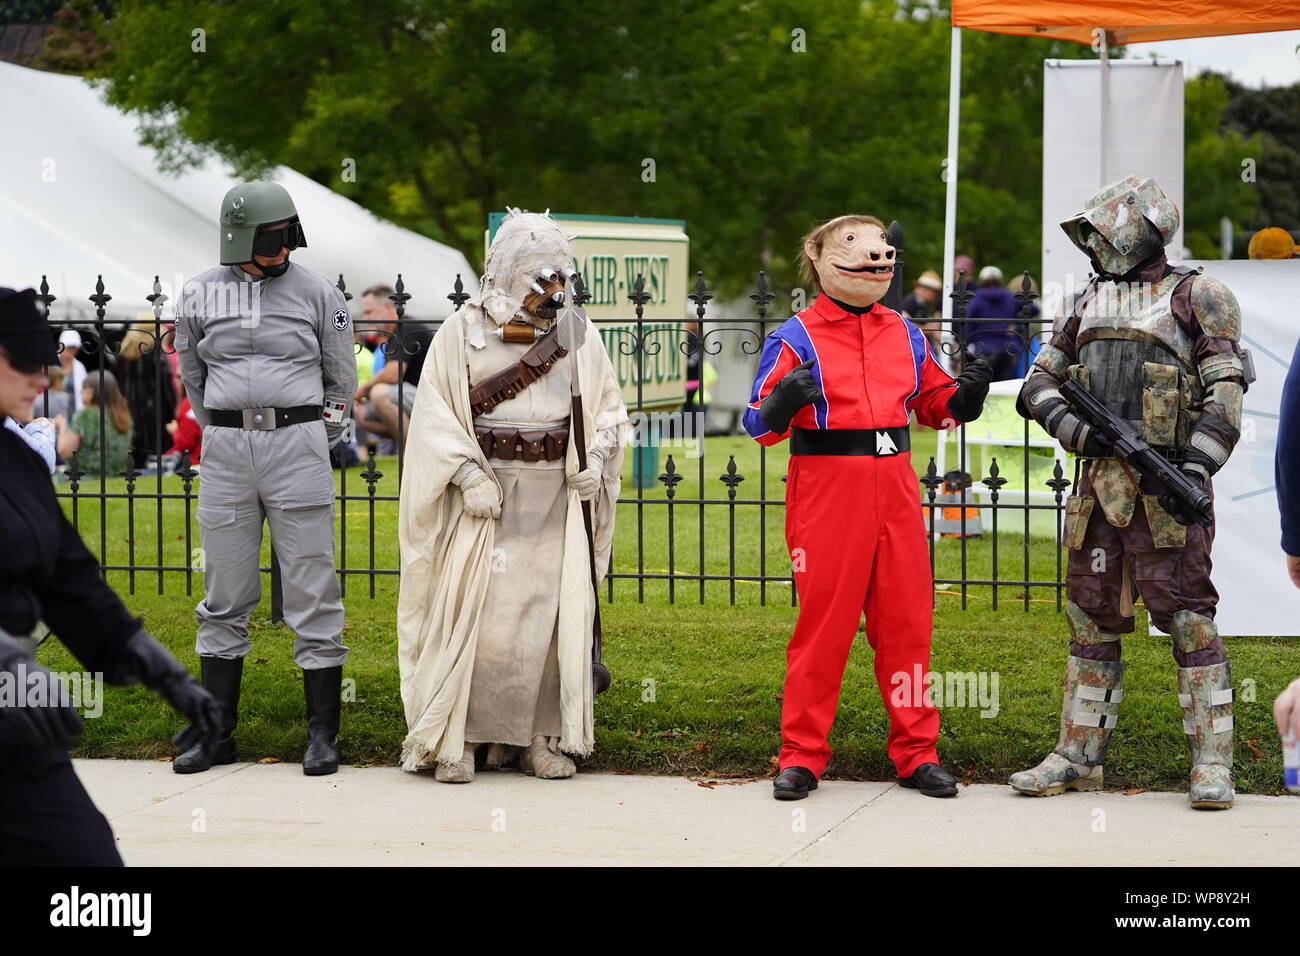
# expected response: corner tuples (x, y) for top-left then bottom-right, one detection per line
(946, 357), (995, 422)
(1078, 429), (1115, 460)
(112, 630), (222, 752)
(759, 359), (823, 434)
(1159, 467), (1210, 527)
(0, 631), (82, 752)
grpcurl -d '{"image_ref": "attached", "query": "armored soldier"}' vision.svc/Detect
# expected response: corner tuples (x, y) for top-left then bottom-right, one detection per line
(174, 182), (357, 776)
(1011, 176), (1252, 810)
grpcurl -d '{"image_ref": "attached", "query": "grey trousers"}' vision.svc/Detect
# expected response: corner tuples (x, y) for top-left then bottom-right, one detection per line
(194, 421), (348, 669)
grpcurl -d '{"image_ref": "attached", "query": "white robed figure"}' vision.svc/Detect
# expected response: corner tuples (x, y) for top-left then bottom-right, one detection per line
(396, 211), (626, 782)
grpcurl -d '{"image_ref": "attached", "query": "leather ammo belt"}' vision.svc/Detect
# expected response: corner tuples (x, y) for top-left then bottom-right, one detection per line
(475, 423), (569, 462)
(208, 405), (322, 429)
(468, 324), (568, 416)
(790, 426), (911, 456)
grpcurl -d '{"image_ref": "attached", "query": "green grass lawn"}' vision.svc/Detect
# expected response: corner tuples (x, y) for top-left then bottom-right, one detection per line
(42, 434), (1299, 795)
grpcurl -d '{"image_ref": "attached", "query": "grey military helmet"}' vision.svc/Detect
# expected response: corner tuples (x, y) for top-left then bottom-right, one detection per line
(218, 181), (307, 265)
(1060, 175), (1180, 278)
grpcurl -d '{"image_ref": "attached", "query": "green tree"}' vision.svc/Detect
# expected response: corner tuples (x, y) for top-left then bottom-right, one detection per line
(1182, 72), (1264, 259)
(93, 0), (1101, 297)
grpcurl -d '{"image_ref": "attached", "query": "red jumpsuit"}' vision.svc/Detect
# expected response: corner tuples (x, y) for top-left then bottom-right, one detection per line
(744, 294), (958, 778)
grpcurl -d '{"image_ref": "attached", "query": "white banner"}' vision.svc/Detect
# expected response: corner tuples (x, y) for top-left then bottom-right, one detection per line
(1041, 59), (1184, 322)
(1178, 259), (1300, 637)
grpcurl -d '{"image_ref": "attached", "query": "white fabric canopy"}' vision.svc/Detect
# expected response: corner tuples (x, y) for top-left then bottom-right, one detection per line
(0, 60), (476, 323)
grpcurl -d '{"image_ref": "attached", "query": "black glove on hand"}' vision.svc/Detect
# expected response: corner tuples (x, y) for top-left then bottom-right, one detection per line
(947, 357), (995, 423)
(759, 359), (823, 434)
(0, 631), (82, 751)
(114, 630), (222, 751)
(1079, 429), (1115, 460)
(1159, 468), (1210, 527)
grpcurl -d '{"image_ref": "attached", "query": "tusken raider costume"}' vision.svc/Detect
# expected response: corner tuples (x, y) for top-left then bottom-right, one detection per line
(397, 210), (627, 783)
(1011, 176), (1253, 810)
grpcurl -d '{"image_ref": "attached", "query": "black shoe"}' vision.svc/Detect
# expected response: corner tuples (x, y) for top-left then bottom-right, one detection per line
(773, 766), (818, 801)
(898, 762), (958, 797)
(173, 656), (242, 774)
(302, 665), (342, 776)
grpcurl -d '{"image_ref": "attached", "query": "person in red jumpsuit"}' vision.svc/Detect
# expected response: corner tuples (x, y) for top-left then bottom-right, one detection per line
(745, 215), (993, 800)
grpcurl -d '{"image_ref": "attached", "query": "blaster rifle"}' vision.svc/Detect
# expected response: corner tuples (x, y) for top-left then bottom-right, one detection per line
(1059, 378), (1212, 527)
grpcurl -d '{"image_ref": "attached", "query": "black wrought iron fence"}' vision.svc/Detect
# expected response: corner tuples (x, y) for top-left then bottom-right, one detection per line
(24, 245), (1070, 611)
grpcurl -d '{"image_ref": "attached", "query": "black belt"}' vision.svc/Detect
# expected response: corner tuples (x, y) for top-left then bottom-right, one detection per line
(208, 405), (322, 430)
(790, 426), (911, 456)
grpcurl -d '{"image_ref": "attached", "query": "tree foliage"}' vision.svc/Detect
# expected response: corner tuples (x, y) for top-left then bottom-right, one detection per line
(86, 0), (1288, 295)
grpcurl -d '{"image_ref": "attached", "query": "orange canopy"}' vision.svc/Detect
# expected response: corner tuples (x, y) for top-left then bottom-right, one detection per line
(952, 0), (1300, 46)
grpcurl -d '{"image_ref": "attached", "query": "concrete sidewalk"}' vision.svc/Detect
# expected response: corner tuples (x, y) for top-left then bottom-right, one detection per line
(76, 759), (1299, 866)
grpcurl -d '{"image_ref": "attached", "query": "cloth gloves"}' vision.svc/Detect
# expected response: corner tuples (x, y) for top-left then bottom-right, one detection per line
(457, 464), (502, 518)
(567, 427), (616, 501)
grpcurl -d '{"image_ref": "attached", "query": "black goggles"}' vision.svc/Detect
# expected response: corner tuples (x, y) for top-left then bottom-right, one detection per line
(251, 219), (307, 257)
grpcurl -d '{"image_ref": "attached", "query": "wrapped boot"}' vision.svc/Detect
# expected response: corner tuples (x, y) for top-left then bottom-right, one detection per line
(435, 743), (478, 783)
(1010, 656), (1123, 796)
(1178, 663), (1234, 810)
(520, 735), (576, 779)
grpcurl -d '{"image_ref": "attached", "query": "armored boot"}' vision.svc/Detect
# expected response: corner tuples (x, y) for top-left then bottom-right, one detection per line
(173, 655), (242, 774)
(1178, 663), (1234, 810)
(302, 665), (342, 776)
(1010, 656), (1123, 796)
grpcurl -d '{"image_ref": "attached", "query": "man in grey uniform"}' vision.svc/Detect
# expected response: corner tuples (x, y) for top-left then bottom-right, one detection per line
(173, 181), (357, 776)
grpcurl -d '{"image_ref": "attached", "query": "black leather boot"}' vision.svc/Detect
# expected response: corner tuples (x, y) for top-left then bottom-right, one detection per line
(172, 655), (241, 774)
(302, 666), (342, 776)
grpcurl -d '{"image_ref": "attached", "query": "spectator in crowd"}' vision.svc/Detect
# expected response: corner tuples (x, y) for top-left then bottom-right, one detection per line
(55, 373), (133, 478)
(1248, 226), (1297, 260)
(57, 328), (87, 413)
(900, 269), (945, 353)
(352, 284), (435, 452)
(953, 253), (976, 288)
(165, 393), (202, 465)
(1277, 325), (1300, 589)
(959, 265), (1037, 381)
(118, 316), (177, 466)
(31, 363), (73, 423)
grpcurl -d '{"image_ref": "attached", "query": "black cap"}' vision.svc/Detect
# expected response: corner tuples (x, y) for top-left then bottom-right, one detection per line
(0, 288), (59, 371)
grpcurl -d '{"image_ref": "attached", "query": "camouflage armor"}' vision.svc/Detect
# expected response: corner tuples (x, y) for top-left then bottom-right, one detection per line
(1011, 176), (1250, 809)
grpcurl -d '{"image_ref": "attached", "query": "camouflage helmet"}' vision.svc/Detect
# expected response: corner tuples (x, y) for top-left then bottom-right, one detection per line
(218, 181), (306, 265)
(1060, 176), (1179, 278)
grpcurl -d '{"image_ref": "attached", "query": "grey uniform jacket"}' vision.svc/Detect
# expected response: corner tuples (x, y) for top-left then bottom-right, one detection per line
(174, 263), (357, 445)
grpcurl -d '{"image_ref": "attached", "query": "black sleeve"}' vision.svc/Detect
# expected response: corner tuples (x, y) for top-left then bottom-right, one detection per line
(35, 507), (142, 676)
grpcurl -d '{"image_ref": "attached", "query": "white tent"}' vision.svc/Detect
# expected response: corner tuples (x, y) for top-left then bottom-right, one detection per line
(0, 60), (476, 323)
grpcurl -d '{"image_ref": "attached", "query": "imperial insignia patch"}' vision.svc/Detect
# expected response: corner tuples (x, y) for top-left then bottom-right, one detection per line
(332, 308), (350, 331)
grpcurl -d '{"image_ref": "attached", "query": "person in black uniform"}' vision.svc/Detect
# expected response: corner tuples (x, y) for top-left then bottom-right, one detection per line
(0, 287), (221, 866)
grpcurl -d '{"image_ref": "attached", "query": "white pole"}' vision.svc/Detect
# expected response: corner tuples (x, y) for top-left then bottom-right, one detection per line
(1098, 27), (1110, 186)
(939, 24), (962, 476)
(941, 25), (961, 330)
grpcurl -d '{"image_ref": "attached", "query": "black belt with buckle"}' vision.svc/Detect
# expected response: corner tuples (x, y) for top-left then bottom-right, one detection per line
(791, 426), (911, 456)
(208, 405), (322, 430)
